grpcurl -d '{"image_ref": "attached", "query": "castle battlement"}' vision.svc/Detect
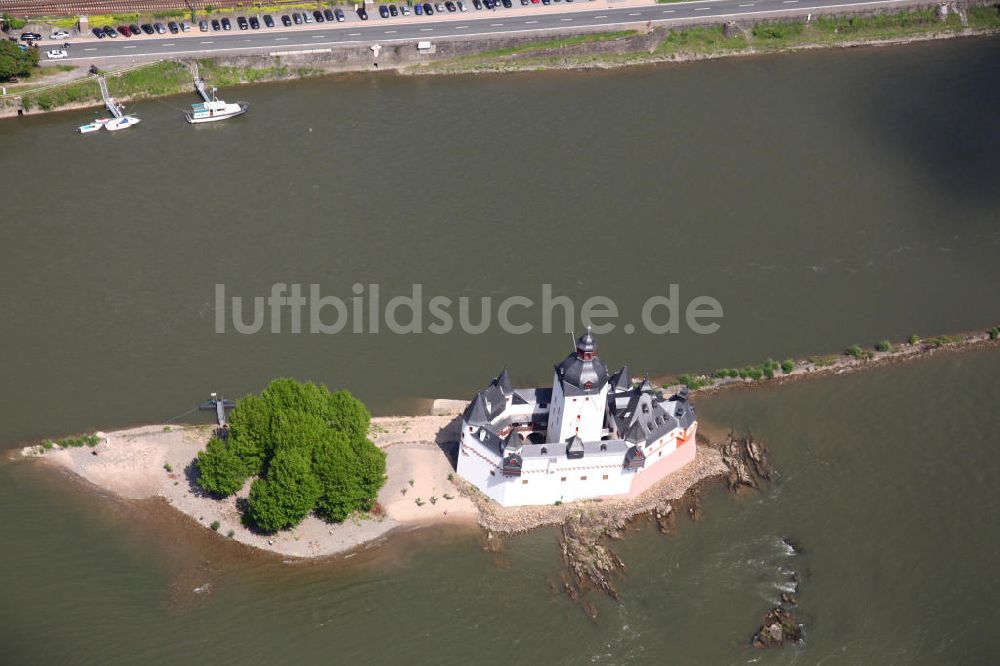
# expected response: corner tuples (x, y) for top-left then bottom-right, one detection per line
(456, 332), (697, 507)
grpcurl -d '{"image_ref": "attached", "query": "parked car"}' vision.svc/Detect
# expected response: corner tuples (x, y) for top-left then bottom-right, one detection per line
(388, 4), (398, 15)
(181, 21), (191, 31)
(153, 22), (166, 34)
(281, 14), (292, 26)
(458, 1), (467, 10)
(46, 48), (68, 59)
(378, 5), (389, 18)
(473, 0), (482, 9)
(323, 8), (335, 21)
(236, 16), (248, 29)
(400, 4), (410, 14)
(129, 24), (141, 35)
(221, 17), (232, 30)
(20, 32), (42, 42)
(199, 20), (209, 31)
(211, 19), (221, 30)
(357, 7), (368, 19)
(334, 8), (346, 20)
(103, 26), (118, 38)
(483, 0), (494, 8)
(292, 12), (302, 24)
(141, 23), (155, 34)
(92, 27), (105, 38)
(165, 21), (177, 33)
(501, 0), (512, 7)
(423, 3), (434, 14)
(117, 25), (131, 37)
(414, 3), (423, 14)
(264, 14), (275, 27)
(303, 10), (314, 22)
(520, 0), (528, 5)
(50, 29), (70, 40)
(249, 15), (260, 29)
(445, 1), (456, 11)
(436, 2), (446, 11)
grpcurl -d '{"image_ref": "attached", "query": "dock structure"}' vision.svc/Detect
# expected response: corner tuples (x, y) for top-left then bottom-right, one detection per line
(96, 74), (123, 119)
(190, 62), (213, 103)
(199, 393), (235, 434)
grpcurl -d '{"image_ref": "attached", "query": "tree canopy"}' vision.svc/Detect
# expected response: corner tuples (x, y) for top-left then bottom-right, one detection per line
(0, 41), (37, 81)
(195, 378), (386, 533)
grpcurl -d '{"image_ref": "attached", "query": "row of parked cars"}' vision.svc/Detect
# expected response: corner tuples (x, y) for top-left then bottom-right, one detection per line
(200, 9), (347, 32)
(91, 21), (191, 38)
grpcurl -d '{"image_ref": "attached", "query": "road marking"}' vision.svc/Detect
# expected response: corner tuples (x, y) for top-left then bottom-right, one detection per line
(275, 36), (288, 40)
(628, 11), (641, 15)
(162, 42), (174, 45)
(595, 14), (607, 17)
(312, 34), (325, 37)
(739, 2), (753, 5)
(782, 0), (798, 3)
(349, 32), (361, 35)
(561, 17), (573, 20)
(490, 22), (503, 26)
(662, 8), (675, 11)
(695, 6), (711, 9)
(123, 45), (136, 48)
(420, 27), (433, 30)
(454, 25), (469, 28)
(525, 19), (538, 23)
(385, 29), (397, 32)
(84, 47), (96, 50)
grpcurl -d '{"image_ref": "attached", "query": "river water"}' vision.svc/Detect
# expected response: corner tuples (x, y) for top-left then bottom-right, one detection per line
(0, 37), (998, 663)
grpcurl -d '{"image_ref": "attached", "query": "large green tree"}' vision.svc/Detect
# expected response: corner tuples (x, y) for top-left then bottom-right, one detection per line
(246, 447), (321, 533)
(0, 41), (37, 81)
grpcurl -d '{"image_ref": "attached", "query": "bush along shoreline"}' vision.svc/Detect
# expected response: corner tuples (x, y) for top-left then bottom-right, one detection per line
(657, 325), (1000, 397)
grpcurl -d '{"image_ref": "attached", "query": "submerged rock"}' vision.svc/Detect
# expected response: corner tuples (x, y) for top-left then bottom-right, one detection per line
(720, 433), (774, 491)
(751, 607), (803, 648)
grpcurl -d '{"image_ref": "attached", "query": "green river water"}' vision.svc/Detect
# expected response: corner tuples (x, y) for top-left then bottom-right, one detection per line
(0, 36), (998, 664)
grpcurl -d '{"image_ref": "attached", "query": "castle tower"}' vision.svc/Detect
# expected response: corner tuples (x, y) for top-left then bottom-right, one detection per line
(546, 329), (610, 444)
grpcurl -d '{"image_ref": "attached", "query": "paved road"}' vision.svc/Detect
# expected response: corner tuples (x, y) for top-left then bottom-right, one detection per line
(47, 0), (910, 63)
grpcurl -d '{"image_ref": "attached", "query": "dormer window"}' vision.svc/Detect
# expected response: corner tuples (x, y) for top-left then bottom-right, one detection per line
(583, 381), (593, 390)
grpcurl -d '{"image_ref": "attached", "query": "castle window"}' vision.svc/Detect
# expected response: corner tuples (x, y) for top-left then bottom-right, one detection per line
(584, 382), (593, 390)
(580, 475), (588, 481)
(522, 480), (528, 485)
(603, 474), (609, 480)
(600, 443), (607, 452)
(540, 447), (547, 455)
(490, 470), (496, 476)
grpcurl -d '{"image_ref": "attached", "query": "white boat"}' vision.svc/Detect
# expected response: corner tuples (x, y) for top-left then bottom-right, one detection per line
(78, 122), (103, 134)
(184, 98), (248, 124)
(105, 115), (141, 131)
(94, 117), (113, 125)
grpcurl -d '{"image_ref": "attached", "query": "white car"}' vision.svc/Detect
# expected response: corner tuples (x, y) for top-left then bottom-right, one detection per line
(180, 21), (191, 31)
(50, 30), (70, 40)
(46, 49), (68, 59)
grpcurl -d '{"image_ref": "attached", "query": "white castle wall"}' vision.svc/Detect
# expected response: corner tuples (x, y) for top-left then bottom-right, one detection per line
(546, 375), (609, 444)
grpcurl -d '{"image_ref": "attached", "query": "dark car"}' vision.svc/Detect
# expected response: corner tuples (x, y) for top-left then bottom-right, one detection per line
(281, 14), (291, 26)
(210, 19), (221, 30)
(310, 10), (322, 22)
(141, 23), (155, 34)
(249, 15), (260, 28)
(199, 20), (209, 31)
(263, 14), (275, 27)
(117, 25), (130, 36)
(20, 32), (42, 42)
(378, 5), (389, 17)
(236, 16), (248, 29)
(129, 23), (142, 35)
(414, 2), (423, 14)
(323, 8), (335, 21)
(221, 17), (232, 30)
(501, 0), (512, 7)
(167, 21), (179, 33)
(483, 0), (493, 8)
(92, 27), (105, 38)
(357, 7), (368, 19)
(153, 22), (166, 34)
(334, 7), (345, 20)
(473, 0), (482, 8)
(103, 26), (118, 38)
(388, 4), (398, 15)
(445, 1), (456, 10)
(292, 12), (303, 24)
(423, 2), (433, 13)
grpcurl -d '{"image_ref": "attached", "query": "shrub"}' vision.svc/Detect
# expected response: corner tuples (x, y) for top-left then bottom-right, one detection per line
(41, 439), (54, 450)
(163, 426), (172, 432)
(210, 521), (220, 531)
(762, 359), (780, 380)
(989, 327), (1000, 341)
(163, 463), (173, 473)
(2, 13), (27, 30)
(909, 334), (921, 345)
(196, 438), (247, 497)
(227, 529), (235, 538)
(678, 373), (712, 390)
(781, 359), (795, 374)
(845, 345), (864, 358)
(875, 339), (891, 353)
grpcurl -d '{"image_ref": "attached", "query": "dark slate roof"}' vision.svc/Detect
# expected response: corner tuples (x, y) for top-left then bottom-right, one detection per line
(638, 376), (654, 393)
(462, 382), (509, 426)
(613, 389), (684, 446)
(512, 387), (552, 405)
(555, 353), (609, 395)
(610, 365), (632, 392)
(494, 368), (513, 395)
(462, 392), (490, 426)
(503, 430), (523, 451)
(576, 330), (597, 354)
(666, 389), (697, 430)
(566, 435), (585, 458)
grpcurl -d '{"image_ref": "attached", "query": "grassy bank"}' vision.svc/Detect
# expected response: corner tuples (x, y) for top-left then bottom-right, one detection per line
(14, 59), (324, 112)
(418, 4), (1000, 73)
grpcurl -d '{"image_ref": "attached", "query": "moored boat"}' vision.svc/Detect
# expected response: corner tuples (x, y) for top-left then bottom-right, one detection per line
(105, 115), (141, 131)
(184, 98), (248, 124)
(78, 122), (102, 134)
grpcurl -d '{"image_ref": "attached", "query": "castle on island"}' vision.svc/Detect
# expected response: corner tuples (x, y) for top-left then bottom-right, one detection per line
(457, 331), (698, 507)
